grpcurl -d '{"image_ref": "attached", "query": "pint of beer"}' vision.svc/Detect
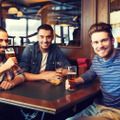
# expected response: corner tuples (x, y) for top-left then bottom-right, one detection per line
(50, 62), (63, 85)
(5, 48), (17, 71)
(5, 48), (15, 59)
(55, 62), (63, 75)
(67, 66), (77, 91)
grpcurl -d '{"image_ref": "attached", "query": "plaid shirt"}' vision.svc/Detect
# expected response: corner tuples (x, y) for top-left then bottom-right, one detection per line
(0, 57), (25, 82)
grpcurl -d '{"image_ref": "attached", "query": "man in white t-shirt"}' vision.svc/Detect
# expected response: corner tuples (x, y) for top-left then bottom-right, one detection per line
(19, 24), (70, 82)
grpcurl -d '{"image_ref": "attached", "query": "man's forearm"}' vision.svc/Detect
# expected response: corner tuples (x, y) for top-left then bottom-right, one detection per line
(24, 72), (45, 81)
(24, 71), (60, 82)
(10, 74), (25, 87)
(0, 64), (8, 76)
(75, 77), (85, 85)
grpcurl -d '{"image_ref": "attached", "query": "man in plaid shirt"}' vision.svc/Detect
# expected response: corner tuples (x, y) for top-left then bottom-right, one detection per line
(0, 27), (25, 90)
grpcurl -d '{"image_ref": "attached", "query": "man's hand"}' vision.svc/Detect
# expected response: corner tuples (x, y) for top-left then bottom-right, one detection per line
(65, 77), (84, 90)
(65, 79), (76, 90)
(65, 79), (70, 90)
(3, 57), (18, 71)
(39, 71), (63, 82)
(0, 81), (15, 90)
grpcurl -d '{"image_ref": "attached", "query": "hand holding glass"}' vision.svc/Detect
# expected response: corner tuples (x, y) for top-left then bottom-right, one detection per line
(5, 48), (18, 71)
(49, 62), (63, 85)
(5, 48), (15, 58)
(67, 66), (77, 91)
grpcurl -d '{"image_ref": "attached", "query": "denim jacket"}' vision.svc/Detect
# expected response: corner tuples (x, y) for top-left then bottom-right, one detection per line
(19, 42), (70, 74)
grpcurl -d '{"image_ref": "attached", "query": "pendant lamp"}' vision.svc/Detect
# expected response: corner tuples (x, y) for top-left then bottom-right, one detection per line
(8, 7), (18, 14)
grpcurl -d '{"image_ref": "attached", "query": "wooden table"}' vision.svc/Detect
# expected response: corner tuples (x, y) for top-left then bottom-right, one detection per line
(0, 80), (100, 115)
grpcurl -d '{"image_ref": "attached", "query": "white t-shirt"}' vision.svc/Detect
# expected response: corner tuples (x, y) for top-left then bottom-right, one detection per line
(39, 53), (48, 73)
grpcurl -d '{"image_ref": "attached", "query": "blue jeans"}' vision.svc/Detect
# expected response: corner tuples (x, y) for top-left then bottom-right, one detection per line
(66, 100), (120, 120)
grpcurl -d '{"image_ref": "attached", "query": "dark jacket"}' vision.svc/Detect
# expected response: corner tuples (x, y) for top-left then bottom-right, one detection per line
(19, 42), (70, 74)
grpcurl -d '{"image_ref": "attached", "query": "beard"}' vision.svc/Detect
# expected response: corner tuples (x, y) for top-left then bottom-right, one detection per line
(0, 53), (5, 58)
(104, 47), (114, 59)
(96, 45), (114, 60)
(0, 46), (7, 58)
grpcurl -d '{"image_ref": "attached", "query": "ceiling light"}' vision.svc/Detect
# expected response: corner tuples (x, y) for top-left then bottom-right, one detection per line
(57, 19), (72, 27)
(8, 7), (18, 14)
(17, 11), (23, 17)
(58, 24), (72, 27)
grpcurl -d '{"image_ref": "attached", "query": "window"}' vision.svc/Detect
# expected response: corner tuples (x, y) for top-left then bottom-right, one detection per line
(5, 18), (41, 46)
(110, 0), (120, 48)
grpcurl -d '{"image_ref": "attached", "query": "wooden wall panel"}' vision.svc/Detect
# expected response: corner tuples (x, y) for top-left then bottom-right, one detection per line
(90, 0), (109, 60)
(82, 0), (97, 60)
(97, 0), (109, 23)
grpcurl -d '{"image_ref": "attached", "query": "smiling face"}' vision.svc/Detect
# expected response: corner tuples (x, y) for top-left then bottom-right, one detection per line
(91, 31), (115, 60)
(0, 31), (8, 56)
(37, 29), (53, 53)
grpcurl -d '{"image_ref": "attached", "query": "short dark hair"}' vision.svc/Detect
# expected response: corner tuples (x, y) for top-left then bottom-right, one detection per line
(0, 26), (7, 33)
(37, 24), (53, 35)
(88, 22), (113, 40)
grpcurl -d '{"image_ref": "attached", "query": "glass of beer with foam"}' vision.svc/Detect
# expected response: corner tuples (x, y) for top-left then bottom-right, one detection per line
(49, 62), (63, 85)
(5, 47), (17, 71)
(5, 48), (15, 58)
(55, 62), (63, 83)
(55, 62), (63, 75)
(67, 66), (77, 91)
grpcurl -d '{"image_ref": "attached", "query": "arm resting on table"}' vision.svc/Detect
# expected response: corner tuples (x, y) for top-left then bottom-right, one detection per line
(0, 74), (25, 90)
(10, 74), (25, 87)
(24, 71), (62, 82)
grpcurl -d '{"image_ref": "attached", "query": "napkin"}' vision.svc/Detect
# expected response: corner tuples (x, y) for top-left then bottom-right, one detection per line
(77, 58), (90, 67)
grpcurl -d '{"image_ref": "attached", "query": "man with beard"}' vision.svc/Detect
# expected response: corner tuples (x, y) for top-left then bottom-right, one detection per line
(66, 23), (120, 120)
(19, 24), (70, 82)
(0, 27), (25, 90)
(0, 27), (25, 120)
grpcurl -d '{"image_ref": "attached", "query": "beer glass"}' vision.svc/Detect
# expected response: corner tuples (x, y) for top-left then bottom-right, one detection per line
(50, 62), (63, 85)
(55, 62), (63, 75)
(5, 47), (17, 71)
(5, 48), (15, 59)
(67, 66), (77, 91)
